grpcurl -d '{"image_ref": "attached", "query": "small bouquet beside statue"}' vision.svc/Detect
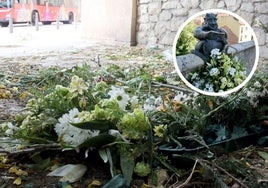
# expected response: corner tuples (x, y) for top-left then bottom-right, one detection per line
(188, 13), (246, 92)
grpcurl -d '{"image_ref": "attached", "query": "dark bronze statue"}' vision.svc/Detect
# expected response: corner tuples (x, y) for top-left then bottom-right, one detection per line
(192, 13), (228, 61)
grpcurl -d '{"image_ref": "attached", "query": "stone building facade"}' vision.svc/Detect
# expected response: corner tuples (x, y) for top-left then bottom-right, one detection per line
(136, 0), (268, 59)
(81, 0), (268, 59)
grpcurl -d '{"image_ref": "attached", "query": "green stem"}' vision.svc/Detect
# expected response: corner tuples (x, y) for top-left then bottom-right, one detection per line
(201, 94), (238, 120)
(169, 135), (182, 148)
(155, 155), (180, 174)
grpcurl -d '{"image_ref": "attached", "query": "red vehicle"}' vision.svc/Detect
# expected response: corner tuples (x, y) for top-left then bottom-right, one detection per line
(0, 0), (79, 27)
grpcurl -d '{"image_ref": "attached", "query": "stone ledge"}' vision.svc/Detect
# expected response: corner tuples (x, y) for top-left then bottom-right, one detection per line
(176, 54), (204, 76)
(227, 40), (256, 74)
(227, 40), (255, 54)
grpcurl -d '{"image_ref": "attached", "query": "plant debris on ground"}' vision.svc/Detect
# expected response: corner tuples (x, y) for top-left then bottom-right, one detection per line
(0, 46), (267, 188)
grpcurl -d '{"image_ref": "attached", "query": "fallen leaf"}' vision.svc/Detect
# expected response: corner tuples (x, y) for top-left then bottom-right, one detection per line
(231, 183), (240, 188)
(9, 166), (18, 173)
(208, 99), (214, 109)
(20, 91), (28, 99)
(13, 177), (22, 185)
(245, 162), (251, 168)
(63, 185), (72, 188)
(0, 154), (8, 164)
(141, 183), (152, 188)
(258, 151), (268, 160)
(48, 164), (87, 183)
(9, 166), (28, 176)
(87, 180), (102, 188)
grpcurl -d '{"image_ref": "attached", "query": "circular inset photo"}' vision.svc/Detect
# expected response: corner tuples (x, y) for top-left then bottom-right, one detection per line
(173, 9), (259, 96)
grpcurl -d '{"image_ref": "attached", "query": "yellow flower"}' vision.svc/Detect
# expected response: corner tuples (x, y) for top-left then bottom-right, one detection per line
(69, 76), (88, 98)
(153, 124), (167, 138)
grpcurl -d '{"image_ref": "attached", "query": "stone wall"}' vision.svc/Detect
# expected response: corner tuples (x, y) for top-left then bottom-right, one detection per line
(136, 0), (268, 60)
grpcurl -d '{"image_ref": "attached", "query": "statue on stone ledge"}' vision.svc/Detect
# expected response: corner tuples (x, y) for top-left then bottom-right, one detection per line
(192, 13), (228, 61)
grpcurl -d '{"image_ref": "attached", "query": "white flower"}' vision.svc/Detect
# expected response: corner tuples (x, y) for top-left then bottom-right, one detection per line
(130, 96), (139, 106)
(209, 68), (220, 76)
(228, 67), (236, 77)
(108, 86), (130, 110)
(246, 86), (268, 108)
(204, 83), (214, 92)
(254, 81), (261, 88)
(193, 81), (200, 88)
(246, 90), (255, 98)
(208, 86), (214, 92)
(210, 48), (221, 58)
(143, 104), (156, 111)
(143, 96), (162, 112)
(155, 96), (162, 106)
(174, 91), (190, 102)
(3, 122), (19, 136)
(221, 77), (227, 83)
(205, 83), (213, 89)
(247, 90), (258, 108)
(55, 108), (99, 147)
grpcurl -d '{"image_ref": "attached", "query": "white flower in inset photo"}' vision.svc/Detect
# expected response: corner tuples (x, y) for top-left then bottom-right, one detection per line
(208, 86), (214, 92)
(228, 67), (236, 77)
(209, 68), (220, 76)
(108, 86), (130, 110)
(205, 83), (214, 92)
(210, 48), (221, 58)
(193, 81), (200, 88)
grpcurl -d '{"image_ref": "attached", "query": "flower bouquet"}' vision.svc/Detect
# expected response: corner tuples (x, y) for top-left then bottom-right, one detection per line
(188, 48), (247, 92)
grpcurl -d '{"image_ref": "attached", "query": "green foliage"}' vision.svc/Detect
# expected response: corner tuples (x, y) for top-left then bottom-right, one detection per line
(119, 145), (135, 185)
(134, 161), (151, 177)
(176, 22), (197, 56)
(91, 99), (124, 123)
(78, 134), (116, 148)
(117, 109), (150, 140)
